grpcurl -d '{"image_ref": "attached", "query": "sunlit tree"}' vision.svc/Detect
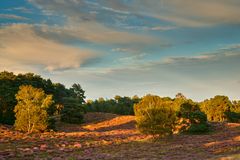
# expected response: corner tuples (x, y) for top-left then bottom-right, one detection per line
(14, 85), (53, 133)
(200, 95), (232, 122)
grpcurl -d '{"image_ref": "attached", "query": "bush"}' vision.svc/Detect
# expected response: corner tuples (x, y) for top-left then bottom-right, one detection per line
(187, 111), (209, 133)
(134, 95), (177, 136)
(225, 112), (240, 123)
(14, 85), (53, 133)
(188, 123), (209, 133)
(175, 102), (209, 134)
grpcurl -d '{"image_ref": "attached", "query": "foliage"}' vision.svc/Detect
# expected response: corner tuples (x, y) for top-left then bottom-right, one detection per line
(175, 101), (209, 133)
(0, 71), (86, 126)
(14, 85), (53, 133)
(175, 93), (187, 100)
(61, 84), (86, 124)
(61, 97), (85, 124)
(200, 95), (232, 122)
(134, 95), (209, 136)
(0, 71), (18, 124)
(231, 100), (240, 113)
(0, 71), (57, 125)
(134, 95), (177, 136)
(187, 111), (209, 133)
(225, 100), (240, 123)
(84, 95), (140, 115)
(224, 112), (240, 123)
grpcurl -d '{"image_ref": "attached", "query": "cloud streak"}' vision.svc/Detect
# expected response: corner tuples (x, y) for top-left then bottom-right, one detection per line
(97, 0), (240, 27)
(38, 22), (157, 45)
(0, 14), (29, 20)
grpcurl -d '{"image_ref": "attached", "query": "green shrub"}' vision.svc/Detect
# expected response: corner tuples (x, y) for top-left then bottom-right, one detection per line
(225, 112), (240, 123)
(188, 123), (209, 133)
(134, 95), (177, 136)
(14, 85), (54, 133)
(176, 102), (209, 133)
(187, 111), (209, 133)
(177, 101), (200, 117)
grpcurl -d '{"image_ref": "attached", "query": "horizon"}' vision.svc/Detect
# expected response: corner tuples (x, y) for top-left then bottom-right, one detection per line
(1, 0), (240, 101)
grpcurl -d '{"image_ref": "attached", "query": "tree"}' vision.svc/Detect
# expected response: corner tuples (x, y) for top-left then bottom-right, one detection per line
(84, 95), (138, 115)
(231, 100), (240, 113)
(225, 100), (240, 123)
(175, 93), (187, 100)
(0, 71), (18, 124)
(60, 84), (86, 124)
(14, 85), (53, 133)
(69, 83), (86, 104)
(0, 71), (85, 125)
(61, 97), (85, 124)
(200, 95), (232, 122)
(0, 71), (56, 125)
(114, 95), (121, 102)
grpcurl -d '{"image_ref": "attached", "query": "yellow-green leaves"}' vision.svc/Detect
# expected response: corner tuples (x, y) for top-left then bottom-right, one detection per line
(14, 85), (53, 133)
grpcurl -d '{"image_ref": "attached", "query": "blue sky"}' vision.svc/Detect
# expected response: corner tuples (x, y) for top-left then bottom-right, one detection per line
(1, 0), (240, 101)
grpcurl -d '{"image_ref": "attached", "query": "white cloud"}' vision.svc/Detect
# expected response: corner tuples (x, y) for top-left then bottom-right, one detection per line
(0, 24), (99, 71)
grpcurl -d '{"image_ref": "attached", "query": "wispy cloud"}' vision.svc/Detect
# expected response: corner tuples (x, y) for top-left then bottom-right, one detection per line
(97, 0), (240, 27)
(0, 14), (29, 20)
(161, 44), (240, 65)
(150, 26), (177, 31)
(3, 7), (33, 13)
(28, 0), (160, 46)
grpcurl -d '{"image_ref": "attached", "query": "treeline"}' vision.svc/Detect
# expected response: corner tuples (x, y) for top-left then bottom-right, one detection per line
(84, 93), (240, 123)
(0, 71), (86, 132)
(1, 71), (239, 135)
(84, 93), (240, 135)
(84, 95), (141, 115)
(134, 94), (240, 136)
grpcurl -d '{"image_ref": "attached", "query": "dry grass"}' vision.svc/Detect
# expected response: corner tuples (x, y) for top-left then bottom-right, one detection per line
(0, 112), (240, 160)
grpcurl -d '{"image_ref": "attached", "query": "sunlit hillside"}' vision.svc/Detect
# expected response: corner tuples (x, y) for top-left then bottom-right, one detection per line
(1, 112), (240, 159)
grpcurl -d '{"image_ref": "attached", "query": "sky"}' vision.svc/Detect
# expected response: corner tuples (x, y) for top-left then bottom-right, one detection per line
(0, 0), (240, 101)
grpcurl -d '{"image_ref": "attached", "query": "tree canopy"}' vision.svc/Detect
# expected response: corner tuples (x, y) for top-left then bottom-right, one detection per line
(14, 85), (53, 133)
(0, 71), (86, 126)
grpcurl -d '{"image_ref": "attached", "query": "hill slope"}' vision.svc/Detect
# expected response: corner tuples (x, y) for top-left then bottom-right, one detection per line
(0, 112), (240, 159)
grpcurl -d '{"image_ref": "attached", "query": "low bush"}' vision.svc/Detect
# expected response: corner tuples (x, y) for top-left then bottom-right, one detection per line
(187, 111), (209, 133)
(134, 95), (177, 137)
(225, 112), (240, 123)
(176, 102), (209, 134)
